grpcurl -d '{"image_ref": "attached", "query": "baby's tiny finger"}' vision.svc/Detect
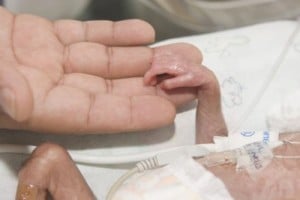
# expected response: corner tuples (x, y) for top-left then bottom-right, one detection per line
(160, 74), (193, 90)
(143, 70), (157, 86)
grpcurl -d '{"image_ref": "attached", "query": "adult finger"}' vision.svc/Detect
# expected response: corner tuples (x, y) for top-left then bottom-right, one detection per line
(26, 86), (176, 134)
(54, 19), (155, 46)
(63, 43), (153, 78)
(0, 64), (33, 122)
(63, 43), (202, 79)
(61, 74), (197, 107)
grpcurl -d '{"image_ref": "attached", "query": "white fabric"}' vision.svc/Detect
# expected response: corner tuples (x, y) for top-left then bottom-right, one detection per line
(213, 130), (282, 152)
(155, 20), (300, 134)
(235, 142), (273, 174)
(1, 20), (300, 199)
(267, 90), (300, 133)
(113, 157), (233, 200)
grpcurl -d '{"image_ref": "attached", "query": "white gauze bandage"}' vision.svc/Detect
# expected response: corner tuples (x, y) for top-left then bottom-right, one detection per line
(113, 156), (233, 200)
(235, 142), (274, 174)
(200, 141), (274, 175)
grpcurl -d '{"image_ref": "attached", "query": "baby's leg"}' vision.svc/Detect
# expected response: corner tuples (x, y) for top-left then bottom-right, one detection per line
(145, 43), (227, 143)
(16, 143), (95, 200)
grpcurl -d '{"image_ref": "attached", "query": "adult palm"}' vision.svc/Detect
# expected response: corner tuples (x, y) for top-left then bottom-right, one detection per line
(0, 7), (200, 134)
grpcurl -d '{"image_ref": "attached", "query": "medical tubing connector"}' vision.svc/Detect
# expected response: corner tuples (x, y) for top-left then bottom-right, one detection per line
(136, 156), (159, 172)
(106, 145), (210, 200)
(106, 157), (160, 200)
(106, 156), (167, 200)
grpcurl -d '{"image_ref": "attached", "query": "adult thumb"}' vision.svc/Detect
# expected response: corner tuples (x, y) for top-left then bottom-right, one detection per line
(0, 65), (33, 122)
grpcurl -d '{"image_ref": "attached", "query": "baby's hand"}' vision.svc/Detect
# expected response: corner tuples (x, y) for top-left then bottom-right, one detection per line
(145, 43), (226, 143)
(144, 43), (211, 90)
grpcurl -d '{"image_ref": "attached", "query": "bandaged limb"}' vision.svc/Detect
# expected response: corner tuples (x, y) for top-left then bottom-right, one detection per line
(16, 143), (95, 200)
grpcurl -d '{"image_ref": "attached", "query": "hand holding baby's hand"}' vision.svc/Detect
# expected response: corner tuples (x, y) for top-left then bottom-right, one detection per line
(144, 43), (226, 143)
(144, 43), (214, 90)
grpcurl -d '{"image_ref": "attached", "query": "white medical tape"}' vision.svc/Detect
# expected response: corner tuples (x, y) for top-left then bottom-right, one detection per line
(213, 130), (281, 152)
(198, 150), (236, 167)
(235, 142), (273, 174)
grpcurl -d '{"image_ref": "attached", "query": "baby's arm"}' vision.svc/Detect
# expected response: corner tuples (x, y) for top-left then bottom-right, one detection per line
(144, 43), (227, 143)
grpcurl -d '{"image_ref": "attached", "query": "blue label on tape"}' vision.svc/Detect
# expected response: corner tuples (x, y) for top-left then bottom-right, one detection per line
(262, 131), (270, 144)
(240, 131), (255, 137)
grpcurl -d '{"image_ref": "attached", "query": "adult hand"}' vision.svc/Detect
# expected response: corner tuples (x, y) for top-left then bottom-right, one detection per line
(0, 7), (202, 134)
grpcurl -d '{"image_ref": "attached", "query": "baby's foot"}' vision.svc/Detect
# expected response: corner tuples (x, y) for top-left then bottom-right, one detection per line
(17, 143), (95, 200)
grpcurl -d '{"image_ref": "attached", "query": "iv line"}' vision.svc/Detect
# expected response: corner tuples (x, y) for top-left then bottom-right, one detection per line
(275, 138), (300, 159)
(0, 143), (211, 165)
(274, 155), (300, 159)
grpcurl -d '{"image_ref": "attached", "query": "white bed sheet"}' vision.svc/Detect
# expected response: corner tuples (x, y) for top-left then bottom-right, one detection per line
(1, 20), (300, 199)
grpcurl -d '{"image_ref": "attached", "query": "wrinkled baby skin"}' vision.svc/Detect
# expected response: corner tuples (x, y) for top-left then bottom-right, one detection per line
(204, 133), (300, 200)
(16, 143), (95, 200)
(145, 43), (205, 90)
(145, 43), (227, 143)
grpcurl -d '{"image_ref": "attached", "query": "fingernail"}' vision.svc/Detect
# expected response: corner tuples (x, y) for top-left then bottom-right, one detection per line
(0, 88), (16, 118)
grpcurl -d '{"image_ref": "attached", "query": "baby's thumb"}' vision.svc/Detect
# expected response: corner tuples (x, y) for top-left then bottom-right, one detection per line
(0, 65), (33, 122)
